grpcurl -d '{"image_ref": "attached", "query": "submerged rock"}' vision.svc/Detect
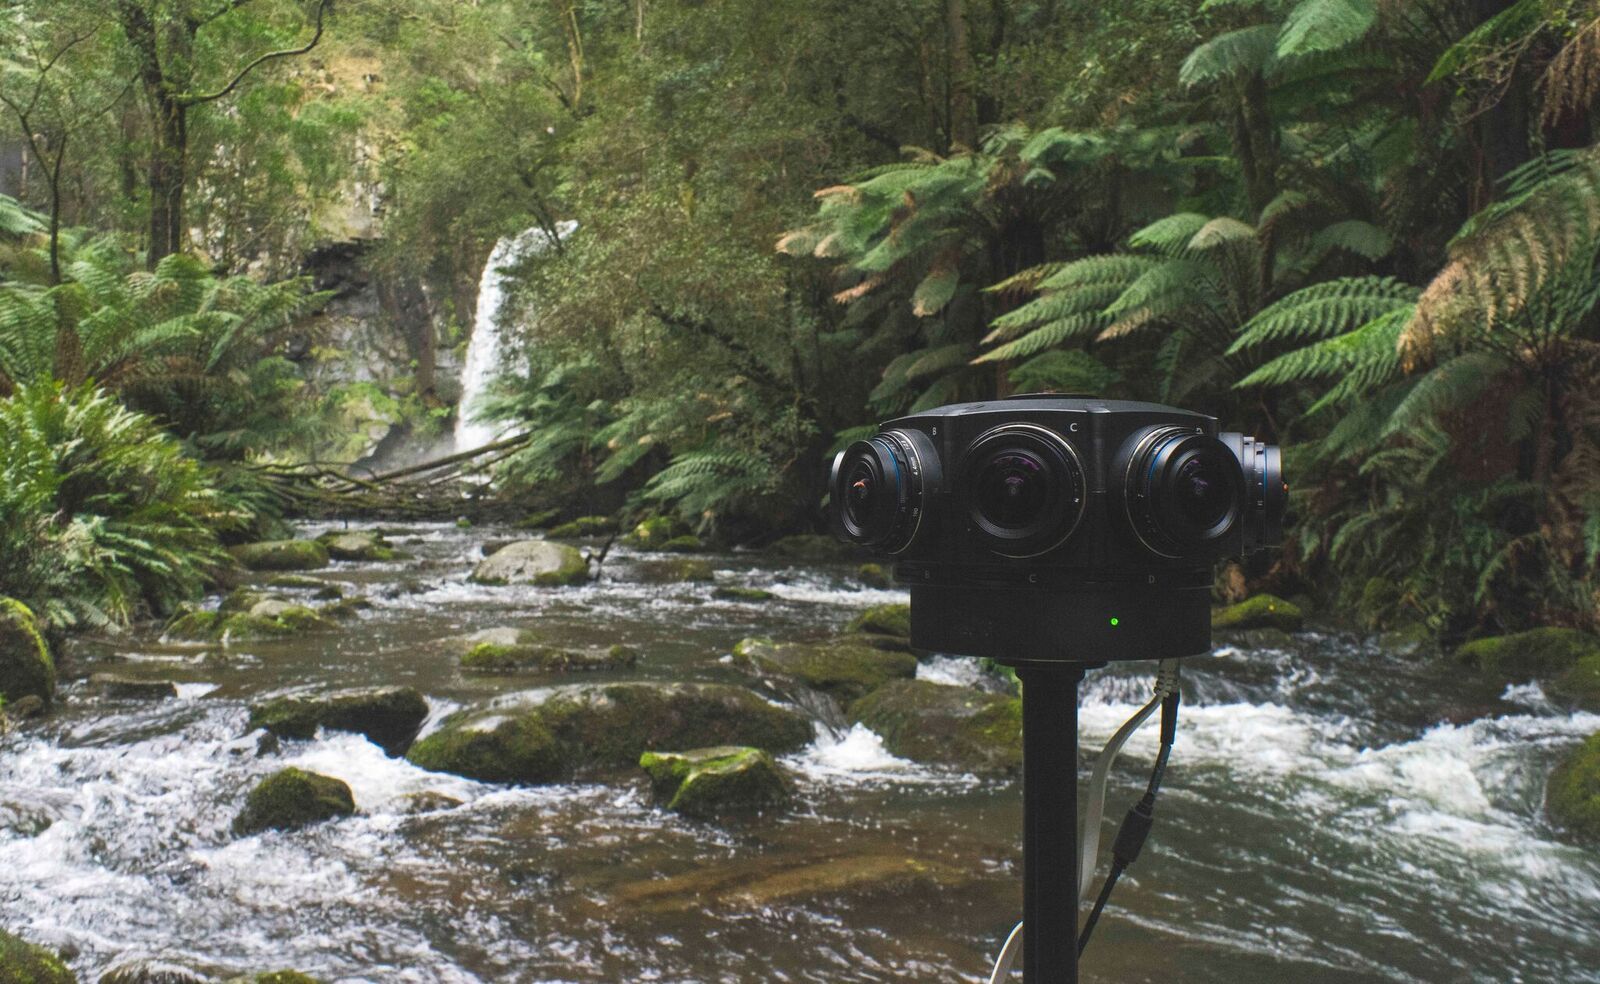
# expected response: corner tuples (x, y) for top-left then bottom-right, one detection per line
(248, 688), (429, 756)
(461, 640), (636, 674)
(99, 958), (210, 983)
(229, 540), (330, 572)
(469, 541), (589, 587)
(0, 928), (74, 983)
(634, 558), (714, 583)
(613, 850), (968, 913)
(223, 973), (324, 984)
(850, 679), (1021, 774)
(844, 604), (911, 639)
(1211, 593), (1304, 632)
(407, 683), (811, 785)
(234, 768), (355, 835)
(545, 515), (617, 539)
(733, 636), (917, 703)
(0, 599), (55, 706)
(392, 791), (464, 815)
(316, 530), (397, 562)
(713, 586), (776, 602)
(1546, 732), (1600, 842)
(639, 746), (791, 819)
(89, 675), (178, 701)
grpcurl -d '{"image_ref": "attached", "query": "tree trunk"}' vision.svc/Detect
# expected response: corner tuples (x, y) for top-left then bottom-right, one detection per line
(1233, 73), (1278, 215)
(945, 0), (976, 151)
(147, 96), (187, 267)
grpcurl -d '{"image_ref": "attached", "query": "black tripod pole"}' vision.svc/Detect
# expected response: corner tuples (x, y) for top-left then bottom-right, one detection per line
(1016, 663), (1084, 984)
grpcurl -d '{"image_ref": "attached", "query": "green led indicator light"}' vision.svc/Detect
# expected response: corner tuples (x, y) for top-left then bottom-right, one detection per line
(1109, 617), (1119, 626)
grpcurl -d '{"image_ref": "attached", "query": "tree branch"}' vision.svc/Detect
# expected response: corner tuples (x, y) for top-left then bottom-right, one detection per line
(182, 0), (331, 106)
(648, 303), (787, 392)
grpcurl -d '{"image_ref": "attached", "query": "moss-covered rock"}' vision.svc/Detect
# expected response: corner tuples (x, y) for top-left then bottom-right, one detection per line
(0, 599), (54, 706)
(844, 603), (911, 639)
(317, 597), (374, 621)
(248, 688), (430, 756)
(622, 516), (681, 549)
(223, 973), (324, 984)
(713, 586), (776, 602)
(265, 575), (328, 591)
(1211, 593), (1304, 633)
(214, 602), (333, 643)
(856, 563), (891, 589)
(461, 641), (637, 674)
(733, 636), (917, 703)
(766, 534), (856, 563)
(849, 680), (1021, 774)
(658, 535), (704, 553)
(89, 674), (178, 701)
(1455, 627), (1600, 681)
(0, 928), (74, 983)
(514, 509), (561, 530)
(233, 768), (354, 835)
(1546, 732), (1600, 842)
(316, 530), (396, 562)
(1554, 655), (1600, 710)
(163, 609), (220, 642)
(639, 746), (791, 819)
(408, 683), (811, 785)
(546, 515), (617, 539)
(635, 558), (714, 583)
(229, 540), (330, 572)
(469, 541), (589, 587)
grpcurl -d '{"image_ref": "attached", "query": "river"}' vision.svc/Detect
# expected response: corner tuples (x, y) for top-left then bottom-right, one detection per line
(0, 521), (1595, 982)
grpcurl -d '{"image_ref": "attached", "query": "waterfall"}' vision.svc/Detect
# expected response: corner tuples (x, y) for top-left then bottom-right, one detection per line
(453, 221), (576, 452)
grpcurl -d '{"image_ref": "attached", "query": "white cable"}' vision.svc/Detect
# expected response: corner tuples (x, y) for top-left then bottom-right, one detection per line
(986, 921), (1024, 984)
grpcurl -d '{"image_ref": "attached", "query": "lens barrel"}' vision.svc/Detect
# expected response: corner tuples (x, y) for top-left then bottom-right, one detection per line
(1218, 432), (1287, 550)
(964, 423), (1086, 558)
(1123, 426), (1243, 558)
(830, 429), (939, 553)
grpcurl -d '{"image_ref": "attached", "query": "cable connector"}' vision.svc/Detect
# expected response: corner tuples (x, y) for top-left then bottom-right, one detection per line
(1111, 796), (1156, 868)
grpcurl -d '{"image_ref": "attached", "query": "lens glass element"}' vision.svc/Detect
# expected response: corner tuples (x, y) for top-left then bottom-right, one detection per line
(975, 452), (1050, 530)
(1174, 453), (1232, 529)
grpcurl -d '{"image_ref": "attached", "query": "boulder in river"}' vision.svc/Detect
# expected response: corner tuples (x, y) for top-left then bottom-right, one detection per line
(0, 927), (74, 983)
(0, 598), (55, 706)
(1455, 627), (1600, 678)
(461, 639), (637, 674)
(1211, 593), (1304, 632)
(849, 679), (1021, 774)
(229, 540), (330, 572)
(712, 586), (775, 602)
(223, 973), (324, 984)
(315, 530), (397, 562)
(89, 675), (178, 701)
(233, 768), (355, 835)
(856, 563), (891, 589)
(634, 558), (714, 583)
(733, 636), (917, 703)
(407, 682), (812, 785)
(622, 516), (681, 549)
(163, 609), (220, 642)
(248, 687), (430, 756)
(469, 541), (590, 587)
(1546, 731), (1600, 842)
(639, 746), (791, 819)
(99, 957), (211, 983)
(545, 515), (617, 539)
(844, 603), (911, 639)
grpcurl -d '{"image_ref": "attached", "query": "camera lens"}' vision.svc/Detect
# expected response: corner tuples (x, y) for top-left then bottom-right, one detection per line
(1124, 427), (1242, 558)
(830, 429), (939, 553)
(1219, 432), (1288, 550)
(964, 424), (1085, 558)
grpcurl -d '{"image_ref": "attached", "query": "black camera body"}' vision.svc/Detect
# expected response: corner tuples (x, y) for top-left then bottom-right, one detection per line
(830, 396), (1285, 665)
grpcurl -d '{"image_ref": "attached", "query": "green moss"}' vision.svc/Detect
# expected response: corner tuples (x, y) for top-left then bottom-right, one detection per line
(856, 563), (891, 588)
(623, 516), (679, 548)
(470, 541), (590, 587)
(0, 928), (74, 983)
(734, 636), (917, 703)
(316, 531), (396, 562)
(1553, 655), (1600, 710)
(514, 509), (561, 530)
(229, 540), (330, 572)
(713, 586), (776, 602)
(659, 535), (704, 553)
(1455, 627), (1600, 681)
(636, 558), (714, 583)
(0, 598), (54, 706)
(849, 680), (1022, 774)
(845, 604), (911, 638)
(164, 609), (220, 641)
(535, 684), (811, 769)
(234, 768), (355, 835)
(639, 746), (790, 819)
(218, 607), (330, 642)
(406, 713), (563, 784)
(218, 589), (267, 615)
(247, 972), (324, 984)
(249, 688), (429, 756)
(547, 515), (618, 538)
(1546, 732), (1600, 842)
(266, 575), (327, 590)
(460, 641), (635, 674)
(1211, 594), (1304, 632)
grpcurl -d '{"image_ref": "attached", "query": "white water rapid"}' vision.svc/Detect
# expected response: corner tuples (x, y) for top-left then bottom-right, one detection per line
(453, 222), (577, 453)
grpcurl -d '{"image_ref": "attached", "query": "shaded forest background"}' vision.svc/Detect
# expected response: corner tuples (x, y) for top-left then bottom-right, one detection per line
(3, 0), (1600, 645)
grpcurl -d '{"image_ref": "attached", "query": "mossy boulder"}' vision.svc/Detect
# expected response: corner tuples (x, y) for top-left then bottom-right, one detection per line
(845, 603), (911, 639)
(658, 535), (704, 553)
(248, 687), (430, 756)
(635, 558), (714, 583)
(1211, 594), (1304, 633)
(639, 746), (792, 819)
(733, 636), (917, 703)
(470, 541), (589, 587)
(229, 540), (329, 572)
(316, 530), (396, 562)
(713, 586), (776, 602)
(1554, 655), (1600, 710)
(89, 674), (178, 701)
(0, 599), (54, 706)
(407, 683), (811, 785)
(163, 609), (220, 642)
(214, 602), (333, 643)
(849, 679), (1022, 774)
(461, 640), (637, 674)
(622, 516), (681, 549)
(1455, 627), (1600, 681)
(1546, 732), (1600, 842)
(0, 928), (73, 983)
(265, 575), (328, 591)
(856, 563), (891, 589)
(233, 768), (354, 835)
(514, 509), (561, 530)
(546, 515), (617, 539)
(317, 597), (373, 621)
(766, 534), (856, 563)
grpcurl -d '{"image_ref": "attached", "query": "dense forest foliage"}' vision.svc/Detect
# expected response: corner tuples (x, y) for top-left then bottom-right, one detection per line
(4, 0), (1600, 643)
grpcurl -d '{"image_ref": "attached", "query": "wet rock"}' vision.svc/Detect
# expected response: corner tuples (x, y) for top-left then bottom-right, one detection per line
(614, 851), (968, 913)
(248, 687), (429, 756)
(469, 541), (590, 587)
(845, 603), (911, 639)
(639, 746), (791, 819)
(0, 599), (55, 706)
(393, 791), (464, 815)
(408, 683), (811, 785)
(766, 534), (857, 563)
(89, 674), (178, 701)
(317, 598), (374, 621)
(223, 973), (323, 984)
(0, 928), (74, 983)
(265, 575), (327, 591)
(850, 679), (1021, 774)
(163, 610), (220, 642)
(1211, 593), (1304, 632)
(99, 958), (211, 983)
(1455, 627), (1600, 679)
(514, 508), (561, 530)
(217, 604), (333, 642)
(7, 695), (45, 720)
(635, 558), (714, 583)
(218, 589), (268, 615)
(733, 637), (917, 703)
(856, 563), (891, 589)
(461, 640), (636, 674)
(1546, 732), (1600, 842)
(233, 768), (355, 835)
(316, 530), (396, 562)
(229, 540), (330, 572)
(546, 515), (617, 539)
(713, 586), (776, 602)
(622, 516), (681, 549)
(1554, 655), (1600, 710)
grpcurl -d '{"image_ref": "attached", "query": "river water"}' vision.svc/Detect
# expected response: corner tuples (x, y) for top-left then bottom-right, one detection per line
(0, 521), (1595, 983)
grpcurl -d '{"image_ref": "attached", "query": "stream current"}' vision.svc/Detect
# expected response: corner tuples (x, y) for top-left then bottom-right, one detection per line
(0, 521), (1596, 982)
